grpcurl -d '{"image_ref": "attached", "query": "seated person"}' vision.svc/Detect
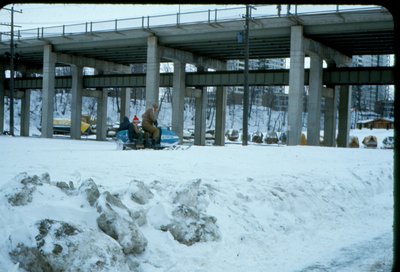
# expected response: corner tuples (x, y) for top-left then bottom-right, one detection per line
(128, 115), (143, 145)
(118, 116), (131, 132)
(142, 103), (161, 148)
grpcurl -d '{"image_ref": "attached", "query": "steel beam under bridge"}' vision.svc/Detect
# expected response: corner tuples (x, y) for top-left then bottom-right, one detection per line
(10, 67), (394, 90)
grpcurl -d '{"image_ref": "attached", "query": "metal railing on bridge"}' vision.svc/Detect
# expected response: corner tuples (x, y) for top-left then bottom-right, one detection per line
(0, 5), (383, 41)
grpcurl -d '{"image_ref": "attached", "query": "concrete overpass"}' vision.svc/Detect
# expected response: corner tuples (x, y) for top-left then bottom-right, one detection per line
(0, 6), (395, 146)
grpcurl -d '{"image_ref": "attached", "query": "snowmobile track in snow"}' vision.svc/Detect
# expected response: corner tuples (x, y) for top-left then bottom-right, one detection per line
(296, 232), (392, 272)
(116, 141), (192, 151)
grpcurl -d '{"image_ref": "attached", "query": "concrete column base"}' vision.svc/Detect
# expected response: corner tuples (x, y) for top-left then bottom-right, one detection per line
(41, 44), (56, 138)
(214, 86), (227, 146)
(146, 36), (160, 109)
(307, 53), (322, 146)
(71, 65), (83, 140)
(194, 88), (207, 146)
(287, 25), (305, 146)
(120, 88), (131, 122)
(337, 85), (352, 147)
(20, 90), (31, 136)
(323, 87), (338, 147)
(172, 61), (185, 143)
(96, 89), (108, 141)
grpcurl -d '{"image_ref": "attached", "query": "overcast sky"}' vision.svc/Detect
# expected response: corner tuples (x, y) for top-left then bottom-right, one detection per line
(0, 4), (243, 30)
(0, 3), (378, 33)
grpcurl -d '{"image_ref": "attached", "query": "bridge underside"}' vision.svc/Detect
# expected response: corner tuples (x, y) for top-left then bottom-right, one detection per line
(0, 7), (395, 147)
(0, 8), (393, 67)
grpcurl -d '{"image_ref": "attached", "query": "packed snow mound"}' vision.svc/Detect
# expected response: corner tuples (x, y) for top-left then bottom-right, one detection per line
(1, 173), (139, 271)
(2, 167), (392, 271)
(165, 179), (221, 246)
(0, 173), (224, 271)
(10, 219), (132, 272)
(96, 191), (148, 255)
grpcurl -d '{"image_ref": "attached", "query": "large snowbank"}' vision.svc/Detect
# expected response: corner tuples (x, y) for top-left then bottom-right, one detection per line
(0, 129), (394, 271)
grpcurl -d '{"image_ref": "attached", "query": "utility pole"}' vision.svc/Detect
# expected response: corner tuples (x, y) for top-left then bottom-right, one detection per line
(2, 6), (22, 136)
(242, 4), (255, 146)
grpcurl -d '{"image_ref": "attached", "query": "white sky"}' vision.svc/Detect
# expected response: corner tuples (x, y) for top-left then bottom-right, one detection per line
(0, 4), (243, 30)
(0, 4), (379, 32)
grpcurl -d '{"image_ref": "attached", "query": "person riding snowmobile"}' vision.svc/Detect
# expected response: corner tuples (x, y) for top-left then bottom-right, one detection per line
(142, 103), (161, 149)
(128, 115), (144, 146)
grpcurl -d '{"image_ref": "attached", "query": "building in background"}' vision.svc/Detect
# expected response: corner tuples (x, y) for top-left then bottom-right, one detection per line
(351, 55), (394, 121)
(227, 58), (287, 110)
(226, 55), (394, 132)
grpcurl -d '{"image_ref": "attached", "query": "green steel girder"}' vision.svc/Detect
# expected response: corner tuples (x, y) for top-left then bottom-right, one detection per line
(8, 66), (394, 90)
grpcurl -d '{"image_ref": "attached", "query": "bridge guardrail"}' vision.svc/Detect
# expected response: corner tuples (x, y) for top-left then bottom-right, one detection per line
(0, 5), (384, 41)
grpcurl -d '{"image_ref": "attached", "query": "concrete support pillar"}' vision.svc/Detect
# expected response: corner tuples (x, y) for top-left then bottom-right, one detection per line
(120, 88), (131, 122)
(287, 25), (305, 145)
(194, 88), (207, 146)
(214, 86), (227, 146)
(71, 65), (83, 140)
(0, 66), (4, 133)
(337, 85), (352, 147)
(96, 90), (108, 141)
(41, 44), (56, 138)
(94, 69), (107, 141)
(145, 36), (160, 109)
(307, 53), (323, 146)
(323, 87), (338, 147)
(20, 90), (31, 136)
(172, 61), (185, 143)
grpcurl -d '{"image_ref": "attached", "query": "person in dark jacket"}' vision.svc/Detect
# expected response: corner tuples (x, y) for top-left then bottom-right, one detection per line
(118, 116), (130, 132)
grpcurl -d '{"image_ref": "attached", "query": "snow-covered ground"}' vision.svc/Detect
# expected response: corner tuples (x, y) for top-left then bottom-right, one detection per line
(0, 127), (394, 271)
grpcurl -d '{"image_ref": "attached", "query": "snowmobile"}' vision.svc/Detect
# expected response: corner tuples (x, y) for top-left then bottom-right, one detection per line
(362, 135), (378, 148)
(226, 129), (239, 142)
(116, 126), (180, 150)
(251, 131), (264, 144)
(382, 136), (394, 149)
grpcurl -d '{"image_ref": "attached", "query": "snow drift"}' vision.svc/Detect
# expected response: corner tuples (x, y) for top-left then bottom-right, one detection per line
(0, 134), (394, 271)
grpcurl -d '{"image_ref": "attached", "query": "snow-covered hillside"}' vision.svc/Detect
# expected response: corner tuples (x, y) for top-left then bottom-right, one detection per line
(3, 90), (290, 137)
(2, 90), (394, 148)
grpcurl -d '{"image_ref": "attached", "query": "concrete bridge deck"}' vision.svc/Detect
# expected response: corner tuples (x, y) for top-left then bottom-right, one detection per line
(0, 6), (394, 68)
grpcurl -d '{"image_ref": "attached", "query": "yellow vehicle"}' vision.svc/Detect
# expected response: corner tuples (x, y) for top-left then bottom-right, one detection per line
(53, 118), (91, 135)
